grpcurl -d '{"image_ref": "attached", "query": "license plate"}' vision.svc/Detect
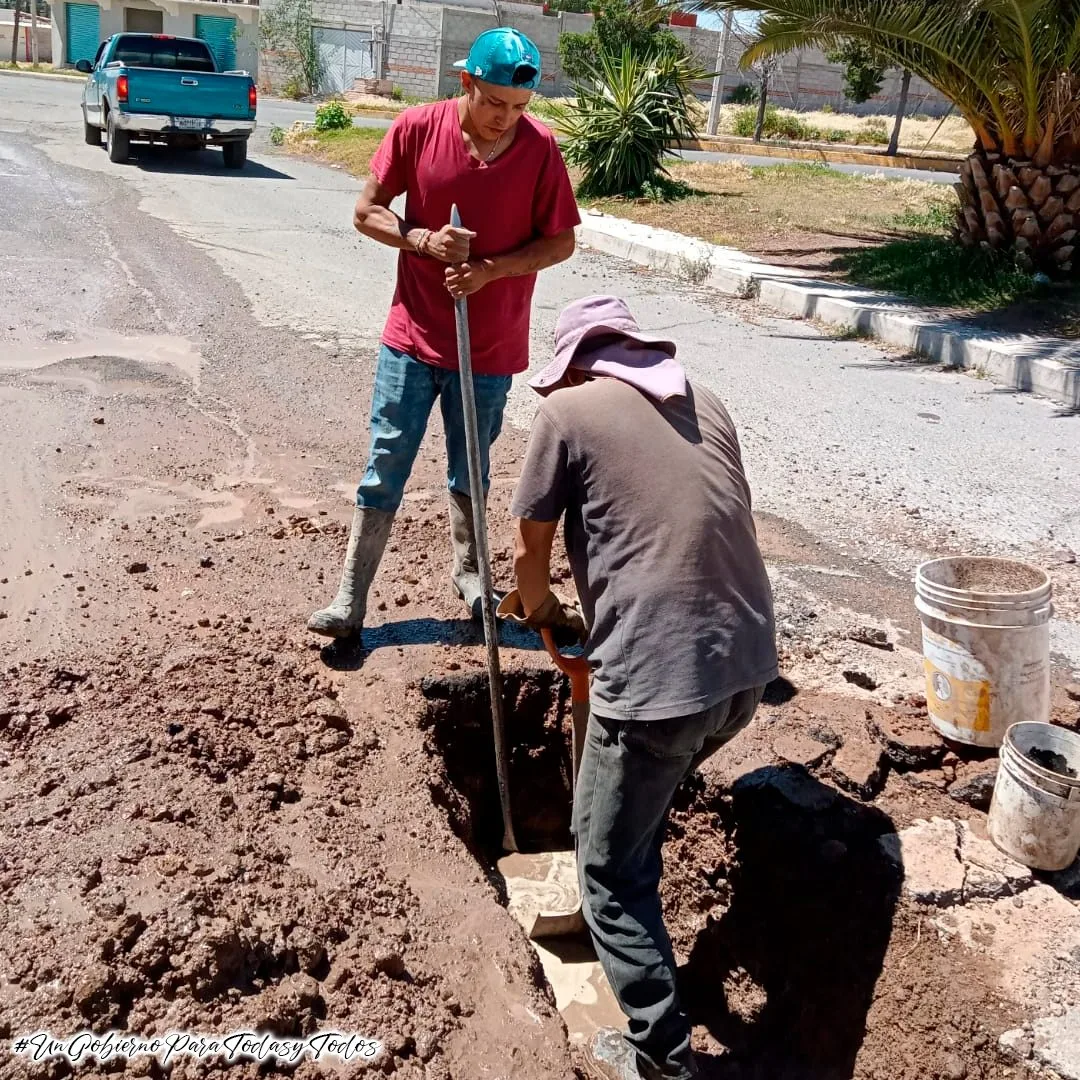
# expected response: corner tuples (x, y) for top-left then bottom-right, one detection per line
(173, 117), (208, 131)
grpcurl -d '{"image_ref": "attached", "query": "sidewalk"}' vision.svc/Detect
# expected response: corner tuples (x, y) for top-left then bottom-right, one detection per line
(577, 211), (1080, 411)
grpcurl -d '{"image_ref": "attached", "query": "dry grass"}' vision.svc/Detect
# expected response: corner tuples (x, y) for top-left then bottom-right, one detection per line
(335, 90), (972, 154)
(0, 61), (85, 78)
(283, 124), (387, 174)
(589, 160), (958, 266)
(713, 105), (974, 155)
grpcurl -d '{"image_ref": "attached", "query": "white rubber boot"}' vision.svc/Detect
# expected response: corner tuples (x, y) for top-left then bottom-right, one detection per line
(307, 506), (394, 638)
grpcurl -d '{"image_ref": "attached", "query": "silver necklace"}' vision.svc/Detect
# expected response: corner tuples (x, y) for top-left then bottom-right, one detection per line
(483, 131), (505, 163)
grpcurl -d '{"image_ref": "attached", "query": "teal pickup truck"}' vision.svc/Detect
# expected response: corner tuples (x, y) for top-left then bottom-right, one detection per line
(77, 33), (256, 168)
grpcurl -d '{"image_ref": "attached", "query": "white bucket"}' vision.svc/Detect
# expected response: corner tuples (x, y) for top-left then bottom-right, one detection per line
(988, 721), (1080, 871)
(915, 557), (1052, 748)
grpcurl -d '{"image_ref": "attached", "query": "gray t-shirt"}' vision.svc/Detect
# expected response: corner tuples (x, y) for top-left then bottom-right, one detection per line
(512, 377), (777, 722)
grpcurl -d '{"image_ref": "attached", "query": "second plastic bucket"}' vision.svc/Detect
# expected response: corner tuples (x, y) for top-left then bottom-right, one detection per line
(988, 721), (1080, 871)
(915, 557), (1052, 748)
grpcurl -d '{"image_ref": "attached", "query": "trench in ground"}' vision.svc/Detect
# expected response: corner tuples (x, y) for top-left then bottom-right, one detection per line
(418, 669), (912, 1076)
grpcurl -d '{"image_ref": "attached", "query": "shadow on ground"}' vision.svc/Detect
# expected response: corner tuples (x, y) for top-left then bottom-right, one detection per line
(110, 145), (295, 180)
(319, 616), (547, 671)
(679, 766), (902, 1080)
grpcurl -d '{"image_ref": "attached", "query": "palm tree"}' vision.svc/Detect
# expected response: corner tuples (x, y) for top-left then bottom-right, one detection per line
(693, 0), (1080, 275)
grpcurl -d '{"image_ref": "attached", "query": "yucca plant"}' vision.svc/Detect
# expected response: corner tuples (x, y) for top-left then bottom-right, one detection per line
(694, 0), (1080, 275)
(556, 47), (703, 199)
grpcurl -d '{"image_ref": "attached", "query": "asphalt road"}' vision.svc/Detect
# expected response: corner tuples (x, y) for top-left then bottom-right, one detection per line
(0, 71), (958, 184)
(1, 72), (1076, 665)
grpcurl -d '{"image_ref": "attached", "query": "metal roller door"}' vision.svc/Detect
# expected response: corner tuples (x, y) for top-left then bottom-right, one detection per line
(194, 14), (238, 72)
(314, 27), (375, 95)
(65, 2), (100, 66)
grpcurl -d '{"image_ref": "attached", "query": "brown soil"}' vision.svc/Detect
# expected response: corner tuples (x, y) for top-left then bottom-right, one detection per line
(4, 480), (1079, 1079)
(4, 158), (1079, 1080)
(925, 557), (1049, 595)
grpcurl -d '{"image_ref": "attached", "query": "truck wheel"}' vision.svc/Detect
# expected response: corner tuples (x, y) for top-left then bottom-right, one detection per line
(222, 138), (248, 170)
(83, 108), (101, 146)
(106, 113), (130, 164)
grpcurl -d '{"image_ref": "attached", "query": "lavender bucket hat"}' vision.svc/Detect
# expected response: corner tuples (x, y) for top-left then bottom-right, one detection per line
(529, 296), (687, 402)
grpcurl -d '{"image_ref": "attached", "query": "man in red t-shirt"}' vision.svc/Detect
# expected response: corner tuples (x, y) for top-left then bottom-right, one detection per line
(308, 26), (580, 639)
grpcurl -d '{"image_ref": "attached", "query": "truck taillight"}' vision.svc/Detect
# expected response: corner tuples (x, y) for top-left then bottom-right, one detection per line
(249, 84), (257, 112)
(117, 74), (129, 103)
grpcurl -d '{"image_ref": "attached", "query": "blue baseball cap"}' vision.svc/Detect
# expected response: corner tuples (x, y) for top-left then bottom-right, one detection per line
(454, 28), (542, 90)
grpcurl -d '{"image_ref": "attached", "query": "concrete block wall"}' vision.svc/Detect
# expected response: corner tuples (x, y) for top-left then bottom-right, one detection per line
(275, 0), (954, 118)
(385, 1), (441, 98)
(721, 44), (951, 118)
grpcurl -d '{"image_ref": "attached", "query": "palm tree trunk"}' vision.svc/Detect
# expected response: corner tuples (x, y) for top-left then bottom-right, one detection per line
(753, 70), (769, 142)
(887, 69), (911, 157)
(957, 151), (1079, 275)
(10, 0), (23, 65)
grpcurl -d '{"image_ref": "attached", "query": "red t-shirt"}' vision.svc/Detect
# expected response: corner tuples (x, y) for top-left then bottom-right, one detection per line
(370, 99), (580, 377)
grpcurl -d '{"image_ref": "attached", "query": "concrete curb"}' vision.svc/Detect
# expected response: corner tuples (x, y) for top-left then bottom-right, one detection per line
(673, 135), (964, 174)
(0, 67), (84, 83)
(576, 213), (1079, 411)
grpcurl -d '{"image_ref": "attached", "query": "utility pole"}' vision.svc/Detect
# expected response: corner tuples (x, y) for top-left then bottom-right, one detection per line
(706, 8), (733, 136)
(30, 0), (40, 66)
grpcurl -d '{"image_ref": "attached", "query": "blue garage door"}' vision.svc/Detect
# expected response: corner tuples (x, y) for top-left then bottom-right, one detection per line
(194, 15), (237, 72)
(65, 2), (100, 66)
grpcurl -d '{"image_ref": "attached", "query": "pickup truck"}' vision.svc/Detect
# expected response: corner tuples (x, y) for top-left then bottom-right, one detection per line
(77, 33), (256, 168)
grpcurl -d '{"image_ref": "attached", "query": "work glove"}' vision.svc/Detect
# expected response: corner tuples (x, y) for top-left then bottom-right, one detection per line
(497, 589), (587, 646)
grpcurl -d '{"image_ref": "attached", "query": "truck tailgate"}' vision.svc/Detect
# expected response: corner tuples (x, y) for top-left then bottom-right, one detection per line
(121, 68), (252, 121)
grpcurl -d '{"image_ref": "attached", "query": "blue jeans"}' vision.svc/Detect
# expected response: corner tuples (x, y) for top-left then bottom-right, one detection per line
(573, 688), (765, 1080)
(356, 345), (512, 512)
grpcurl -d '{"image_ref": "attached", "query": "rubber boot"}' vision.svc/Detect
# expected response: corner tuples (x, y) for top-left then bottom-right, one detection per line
(448, 490), (501, 620)
(307, 506), (395, 638)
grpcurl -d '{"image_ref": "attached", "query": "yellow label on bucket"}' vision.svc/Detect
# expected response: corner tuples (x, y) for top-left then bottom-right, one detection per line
(924, 659), (992, 732)
(922, 627), (993, 734)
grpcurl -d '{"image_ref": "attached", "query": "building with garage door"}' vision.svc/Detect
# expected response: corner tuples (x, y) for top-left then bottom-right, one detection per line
(54, 0), (259, 77)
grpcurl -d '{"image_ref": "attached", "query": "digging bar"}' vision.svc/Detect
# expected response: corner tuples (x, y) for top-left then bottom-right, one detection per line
(528, 628), (590, 940)
(450, 204), (518, 854)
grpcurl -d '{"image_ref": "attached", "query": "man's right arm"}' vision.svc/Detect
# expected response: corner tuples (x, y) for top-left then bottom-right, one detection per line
(353, 176), (476, 263)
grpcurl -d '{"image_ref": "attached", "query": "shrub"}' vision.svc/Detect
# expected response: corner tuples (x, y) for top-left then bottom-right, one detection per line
(282, 76), (305, 101)
(559, 47), (703, 199)
(729, 82), (760, 105)
(315, 101), (352, 132)
(269, 125), (286, 146)
(732, 105), (816, 141)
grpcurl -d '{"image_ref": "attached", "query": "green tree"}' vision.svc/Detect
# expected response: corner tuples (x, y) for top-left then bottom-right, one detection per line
(825, 39), (885, 103)
(558, 0), (690, 82)
(696, 0), (1080, 277)
(825, 39), (912, 156)
(260, 0), (321, 96)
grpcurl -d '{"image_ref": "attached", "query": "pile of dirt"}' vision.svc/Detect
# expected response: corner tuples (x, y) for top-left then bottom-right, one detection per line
(2, 492), (1078, 1080)
(0, 623), (571, 1080)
